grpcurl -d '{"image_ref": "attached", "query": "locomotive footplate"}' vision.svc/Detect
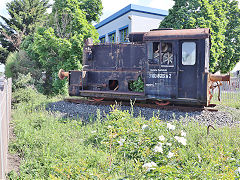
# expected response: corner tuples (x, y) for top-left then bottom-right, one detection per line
(78, 90), (146, 100)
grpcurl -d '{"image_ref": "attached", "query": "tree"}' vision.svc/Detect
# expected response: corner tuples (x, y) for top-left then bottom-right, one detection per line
(160, 0), (240, 73)
(22, 0), (100, 95)
(52, 0), (103, 23)
(0, 0), (50, 63)
(79, 0), (103, 23)
(218, 0), (240, 73)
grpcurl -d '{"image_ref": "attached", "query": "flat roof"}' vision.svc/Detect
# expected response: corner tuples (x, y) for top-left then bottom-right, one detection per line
(95, 4), (168, 29)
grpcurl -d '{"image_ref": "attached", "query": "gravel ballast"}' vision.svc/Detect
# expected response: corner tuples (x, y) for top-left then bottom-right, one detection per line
(47, 101), (240, 127)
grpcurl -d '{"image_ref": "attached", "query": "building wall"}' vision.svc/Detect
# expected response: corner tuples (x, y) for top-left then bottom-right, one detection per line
(131, 11), (165, 32)
(97, 12), (132, 43)
(97, 11), (164, 43)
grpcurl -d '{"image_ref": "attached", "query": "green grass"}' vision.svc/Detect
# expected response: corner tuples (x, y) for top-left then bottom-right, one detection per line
(8, 89), (240, 179)
(212, 91), (240, 109)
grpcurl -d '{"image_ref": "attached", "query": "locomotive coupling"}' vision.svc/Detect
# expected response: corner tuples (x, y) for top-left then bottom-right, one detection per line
(208, 73), (230, 104)
(58, 69), (69, 80)
(209, 74), (230, 82)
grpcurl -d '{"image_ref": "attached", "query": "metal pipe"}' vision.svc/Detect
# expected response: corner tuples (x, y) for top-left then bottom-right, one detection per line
(209, 74), (230, 82)
(58, 69), (69, 80)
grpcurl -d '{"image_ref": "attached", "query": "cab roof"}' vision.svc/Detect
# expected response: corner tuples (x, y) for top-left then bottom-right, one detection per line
(143, 28), (210, 41)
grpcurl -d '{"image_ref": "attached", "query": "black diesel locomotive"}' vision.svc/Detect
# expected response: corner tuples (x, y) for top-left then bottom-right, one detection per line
(59, 28), (230, 106)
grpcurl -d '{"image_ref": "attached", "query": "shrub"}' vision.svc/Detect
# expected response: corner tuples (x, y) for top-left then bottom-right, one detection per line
(5, 50), (44, 92)
(129, 76), (144, 92)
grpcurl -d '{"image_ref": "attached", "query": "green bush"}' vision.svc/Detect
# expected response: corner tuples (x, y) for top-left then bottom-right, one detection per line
(129, 76), (144, 92)
(5, 50), (44, 92)
(12, 87), (48, 111)
(5, 51), (18, 78)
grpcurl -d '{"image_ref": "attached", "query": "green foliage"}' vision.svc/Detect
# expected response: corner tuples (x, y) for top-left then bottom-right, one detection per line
(0, 0), (50, 64)
(3, 0), (50, 34)
(52, 0), (103, 23)
(5, 50), (44, 91)
(79, 0), (103, 23)
(12, 87), (45, 105)
(22, 0), (100, 95)
(129, 76), (144, 92)
(0, 46), (9, 64)
(9, 92), (240, 179)
(5, 52), (17, 78)
(218, 0), (240, 73)
(160, 0), (240, 73)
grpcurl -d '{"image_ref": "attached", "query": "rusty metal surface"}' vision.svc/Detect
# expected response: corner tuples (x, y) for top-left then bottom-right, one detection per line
(60, 28), (216, 106)
(58, 69), (69, 80)
(143, 28), (210, 41)
(207, 74), (231, 105)
(209, 74), (230, 82)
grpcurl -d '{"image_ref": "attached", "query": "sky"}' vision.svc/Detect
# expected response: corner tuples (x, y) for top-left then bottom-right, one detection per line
(0, 0), (240, 71)
(100, 0), (175, 21)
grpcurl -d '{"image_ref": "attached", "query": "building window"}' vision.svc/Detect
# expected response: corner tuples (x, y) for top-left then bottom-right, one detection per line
(108, 30), (116, 43)
(182, 42), (196, 65)
(99, 35), (105, 43)
(119, 25), (129, 42)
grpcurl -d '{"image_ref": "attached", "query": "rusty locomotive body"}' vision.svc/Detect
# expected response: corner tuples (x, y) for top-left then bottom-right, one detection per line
(59, 28), (229, 106)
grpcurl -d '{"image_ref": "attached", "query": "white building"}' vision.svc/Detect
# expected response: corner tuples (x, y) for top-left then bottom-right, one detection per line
(95, 4), (168, 43)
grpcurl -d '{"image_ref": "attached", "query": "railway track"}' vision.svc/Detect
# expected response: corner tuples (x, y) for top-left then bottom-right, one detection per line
(64, 98), (218, 112)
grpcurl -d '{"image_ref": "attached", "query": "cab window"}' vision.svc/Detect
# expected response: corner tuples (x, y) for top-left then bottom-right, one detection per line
(182, 42), (196, 65)
(161, 42), (173, 66)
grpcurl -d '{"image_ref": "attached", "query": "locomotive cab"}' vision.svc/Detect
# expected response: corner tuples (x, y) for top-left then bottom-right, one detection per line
(144, 29), (210, 105)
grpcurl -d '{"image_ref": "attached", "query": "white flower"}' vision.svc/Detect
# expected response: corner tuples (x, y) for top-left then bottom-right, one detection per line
(236, 167), (240, 174)
(167, 151), (174, 158)
(108, 125), (113, 129)
(166, 142), (172, 146)
(142, 124), (149, 131)
(158, 135), (165, 141)
(175, 136), (187, 146)
(181, 130), (186, 137)
(167, 123), (175, 130)
(117, 139), (125, 146)
(197, 154), (202, 163)
(142, 161), (157, 172)
(91, 130), (97, 133)
(153, 144), (163, 153)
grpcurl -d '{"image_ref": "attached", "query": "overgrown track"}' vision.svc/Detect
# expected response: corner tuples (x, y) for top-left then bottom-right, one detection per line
(64, 98), (218, 112)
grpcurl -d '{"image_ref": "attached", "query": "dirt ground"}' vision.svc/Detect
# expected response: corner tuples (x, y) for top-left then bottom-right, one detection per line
(7, 121), (20, 175)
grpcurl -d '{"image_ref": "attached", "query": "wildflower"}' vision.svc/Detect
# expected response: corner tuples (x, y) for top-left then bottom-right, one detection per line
(158, 135), (165, 141)
(142, 161), (157, 172)
(181, 130), (186, 137)
(108, 125), (113, 129)
(153, 144), (163, 153)
(91, 130), (97, 133)
(175, 136), (187, 146)
(167, 123), (175, 130)
(167, 151), (174, 158)
(197, 154), (202, 163)
(117, 139), (125, 146)
(236, 167), (240, 174)
(166, 142), (172, 146)
(142, 124), (149, 131)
